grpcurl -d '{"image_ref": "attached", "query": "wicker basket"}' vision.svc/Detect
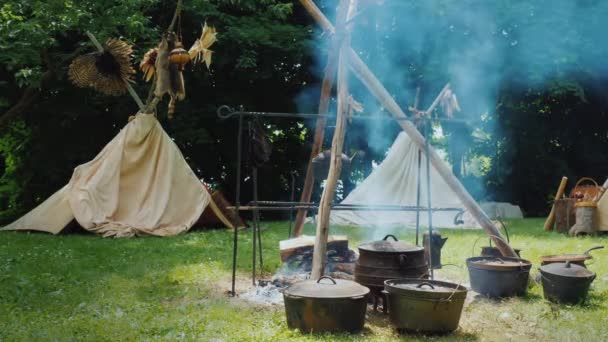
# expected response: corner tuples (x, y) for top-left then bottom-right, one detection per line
(569, 177), (603, 202)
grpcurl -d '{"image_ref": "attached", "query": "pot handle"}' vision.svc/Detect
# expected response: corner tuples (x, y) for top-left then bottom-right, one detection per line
(584, 245), (604, 255)
(317, 276), (337, 285)
(416, 282), (435, 290)
(383, 234), (398, 241)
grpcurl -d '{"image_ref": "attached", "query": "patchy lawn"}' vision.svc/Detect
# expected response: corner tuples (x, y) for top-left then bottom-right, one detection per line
(1, 218), (607, 341)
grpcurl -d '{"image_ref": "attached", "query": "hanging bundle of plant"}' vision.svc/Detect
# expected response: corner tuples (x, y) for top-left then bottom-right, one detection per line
(188, 22), (217, 69)
(68, 38), (135, 96)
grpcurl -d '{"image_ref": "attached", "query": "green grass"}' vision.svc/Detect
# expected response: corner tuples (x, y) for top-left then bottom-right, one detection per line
(1, 218), (608, 341)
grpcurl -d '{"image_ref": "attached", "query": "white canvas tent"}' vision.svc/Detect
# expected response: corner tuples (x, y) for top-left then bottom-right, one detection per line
(330, 132), (479, 228)
(596, 191), (608, 231)
(1, 113), (237, 237)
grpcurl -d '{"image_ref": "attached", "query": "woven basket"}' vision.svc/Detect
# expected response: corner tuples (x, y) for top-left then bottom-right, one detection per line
(569, 177), (603, 202)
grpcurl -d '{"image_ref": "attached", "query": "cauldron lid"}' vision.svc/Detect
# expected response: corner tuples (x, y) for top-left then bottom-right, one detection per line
(540, 261), (595, 278)
(284, 276), (369, 299)
(358, 234), (422, 253)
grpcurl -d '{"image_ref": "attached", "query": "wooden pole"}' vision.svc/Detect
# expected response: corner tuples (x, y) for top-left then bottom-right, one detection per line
(299, 0), (517, 257)
(311, 0), (357, 279)
(544, 176), (568, 231)
(292, 44), (340, 237)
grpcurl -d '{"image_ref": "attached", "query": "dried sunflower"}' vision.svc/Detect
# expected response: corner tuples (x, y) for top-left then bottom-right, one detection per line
(139, 47), (158, 82)
(69, 38), (135, 96)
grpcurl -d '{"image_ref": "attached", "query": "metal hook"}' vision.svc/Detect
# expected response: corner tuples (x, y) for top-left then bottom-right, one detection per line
(217, 105), (236, 119)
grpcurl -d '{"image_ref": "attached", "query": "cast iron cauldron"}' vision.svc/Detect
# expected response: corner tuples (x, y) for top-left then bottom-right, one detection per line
(355, 234), (427, 289)
(539, 261), (596, 304)
(466, 256), (532, 298)
(383, 279), (467, 334)
(283, 276), (369, 333)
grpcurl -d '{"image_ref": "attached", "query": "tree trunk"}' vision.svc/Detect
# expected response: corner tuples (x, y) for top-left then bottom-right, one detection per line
(0, 69), (54, 130)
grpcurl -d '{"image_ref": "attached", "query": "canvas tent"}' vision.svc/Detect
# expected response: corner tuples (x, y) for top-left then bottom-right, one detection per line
(596, 191), (608, 232)
(1, 113), (238, 237)
(330, 132), (479, 228)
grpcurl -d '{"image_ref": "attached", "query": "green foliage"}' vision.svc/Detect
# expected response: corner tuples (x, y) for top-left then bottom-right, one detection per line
(0, 120), (31, 221)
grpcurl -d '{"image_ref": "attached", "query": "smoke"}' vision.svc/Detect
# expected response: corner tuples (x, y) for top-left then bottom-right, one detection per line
(297, 0), (608, 203)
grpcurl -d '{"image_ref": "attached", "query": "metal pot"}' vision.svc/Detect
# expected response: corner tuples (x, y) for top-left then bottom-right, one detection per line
(539, 245), (604, 267)
(355, 234), (427, 292)
(539, 261), (596, 304)
(357, 234), (426, 268)
(466, 256), (532, 298)
(383, 279), (467, 334)
(283, 276), (369, 333)
(480, 219), (522, 258)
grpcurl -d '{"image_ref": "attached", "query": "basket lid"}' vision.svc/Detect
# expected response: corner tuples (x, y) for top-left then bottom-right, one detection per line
(358, 234), (422, 253)
(284, 276), (369, 299)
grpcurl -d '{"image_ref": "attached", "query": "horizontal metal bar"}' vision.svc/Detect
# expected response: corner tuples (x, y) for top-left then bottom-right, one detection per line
(217, 105), (473, 124)
(229, 204), (463, 212)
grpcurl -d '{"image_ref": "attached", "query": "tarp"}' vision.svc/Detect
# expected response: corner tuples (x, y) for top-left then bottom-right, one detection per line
(330, 132), (479, 228)
(480, 202), (524, 220)
(1, 113), (232, 237)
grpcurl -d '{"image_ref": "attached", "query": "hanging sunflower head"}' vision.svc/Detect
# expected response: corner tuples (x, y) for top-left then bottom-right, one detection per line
(69, 38), (135, 96)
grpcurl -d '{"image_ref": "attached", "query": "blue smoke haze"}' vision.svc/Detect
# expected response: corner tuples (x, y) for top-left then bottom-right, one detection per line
(298, 0), (608, 155)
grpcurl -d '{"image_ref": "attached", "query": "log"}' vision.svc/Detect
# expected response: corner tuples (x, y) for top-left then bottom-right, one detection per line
(544, 176), (568, 231)
(280, 235), (348, 262)
(311, 0), (357, 279)
(299, 0), (517, 257)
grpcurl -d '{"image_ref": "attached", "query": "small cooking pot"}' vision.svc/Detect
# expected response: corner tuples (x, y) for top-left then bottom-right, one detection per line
(539, 261), (596, 304)
(357, 234), (426, 268)
(283, 276), (369, 333)
(383, 279), (467, 334)
(480, 219), (522, 258)
(467, 256), (532, 298)
(539, 245), (604, 267)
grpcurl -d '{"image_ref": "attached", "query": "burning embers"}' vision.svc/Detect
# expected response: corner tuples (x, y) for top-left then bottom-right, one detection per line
(280, 235), (357, 275)
(241, 235), (358, 305)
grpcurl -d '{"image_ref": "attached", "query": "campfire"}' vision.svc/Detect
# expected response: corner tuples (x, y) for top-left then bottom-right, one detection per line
(241, 235), (358, 305)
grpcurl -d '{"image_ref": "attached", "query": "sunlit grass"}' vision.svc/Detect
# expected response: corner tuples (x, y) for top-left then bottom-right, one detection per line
(1, 218), (607, 341)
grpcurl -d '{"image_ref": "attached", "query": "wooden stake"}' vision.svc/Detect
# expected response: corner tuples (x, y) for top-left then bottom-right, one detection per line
(544, 176), (568, 231)
(299, 0), (517, 257)
(311, 0), (357, 279)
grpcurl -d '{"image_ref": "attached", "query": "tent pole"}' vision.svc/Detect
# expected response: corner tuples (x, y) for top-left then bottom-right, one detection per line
(416, 150), (422, 246)
(288, 171), (297, 237)
(231, 114), (243, 296)
(425, 119), (434, 279)
(249, 122), (257, 286)
(254, 167), (263, 271)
